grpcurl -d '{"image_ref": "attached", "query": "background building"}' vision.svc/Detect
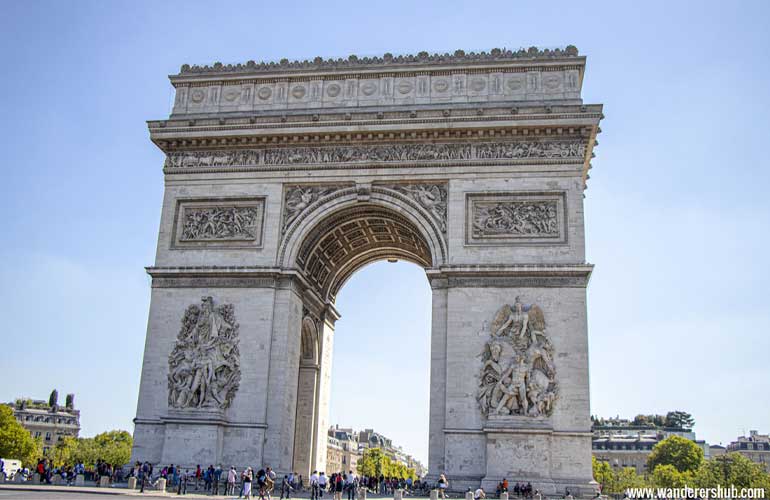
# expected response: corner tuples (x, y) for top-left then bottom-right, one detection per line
(591, 413), (706, 474)
(5, 390), (80, 455)
(327, 425), (424, 476)
(728, 430), (770, 472)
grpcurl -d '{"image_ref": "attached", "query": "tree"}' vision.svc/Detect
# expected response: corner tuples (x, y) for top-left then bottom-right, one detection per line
(694, 454), (770, 490)
(49, 389), (58, 408)
(93, 430), (133, 466)
(664, 411), (694, 430)
(614, 467), (647, 493)
(650, 464), (693, 488)
(592, 456), (614, 492)
(0, 405), (41, 467)
(647, 435), (704, 474)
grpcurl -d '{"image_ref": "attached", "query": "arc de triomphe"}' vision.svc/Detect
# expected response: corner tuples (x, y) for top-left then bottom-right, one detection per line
(131, 46), (603, 494)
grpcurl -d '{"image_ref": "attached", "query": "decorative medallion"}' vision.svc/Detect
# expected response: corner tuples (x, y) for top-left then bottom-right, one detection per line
(360, 81), (377, 96)
(478, 297), (558, 417)
(291, 85), (306, 99)
(168, 297), (241, 410)
(257, 86), (272, 100)
(190, 89), (205, 103)
(326, 83), (342, 98)
(397, 80), (413, 94)
(433, 79), (449, 93)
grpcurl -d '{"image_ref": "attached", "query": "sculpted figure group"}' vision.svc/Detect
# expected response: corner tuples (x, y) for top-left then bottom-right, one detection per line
(168, 297), (241, 410)
(477, 297), (558, 417)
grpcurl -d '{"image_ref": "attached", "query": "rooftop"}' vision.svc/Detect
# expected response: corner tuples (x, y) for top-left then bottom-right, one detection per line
(177, 46), (580, 76)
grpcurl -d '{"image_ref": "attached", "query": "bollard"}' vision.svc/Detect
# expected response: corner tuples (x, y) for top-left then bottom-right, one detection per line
(75, 474), (85, 486)
(33, 473), (41, 483)
(394, 489), (403, 500)
(52, 475), (61, 485)
(128, 477), (137, 489)
(465, 491), (474, 500)
(0, 472), (5, 484)
(359, 488), (367, 500)
(501, 493), (509, 500)
(99, 476), (110, 487)
(430, 489), (439, 500)
(156, 477), (167, 494)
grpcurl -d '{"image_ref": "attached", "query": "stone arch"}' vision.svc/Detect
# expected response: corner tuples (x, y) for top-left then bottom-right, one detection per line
(279, 187), (446, 302)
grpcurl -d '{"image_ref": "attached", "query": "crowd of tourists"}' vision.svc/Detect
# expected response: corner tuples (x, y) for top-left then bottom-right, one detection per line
(7, 458), (124, 485)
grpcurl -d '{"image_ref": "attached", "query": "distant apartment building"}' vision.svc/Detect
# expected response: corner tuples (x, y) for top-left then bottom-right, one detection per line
(327, 425), (425, 477)
(591, 421), (705, 474)
(728, 430), (770, 472)
(5, 391), (80, 455)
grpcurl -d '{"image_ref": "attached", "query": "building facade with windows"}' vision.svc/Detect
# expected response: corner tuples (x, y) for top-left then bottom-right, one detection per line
(5, 392), (80, 455)
(728, 431), (770, 471)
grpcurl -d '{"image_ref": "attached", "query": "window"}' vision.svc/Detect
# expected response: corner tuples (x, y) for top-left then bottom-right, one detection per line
(45, 432), (52, 441)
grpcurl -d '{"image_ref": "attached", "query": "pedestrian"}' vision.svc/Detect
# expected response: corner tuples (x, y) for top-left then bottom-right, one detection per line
(438, 473), (448, 500)
(310, 470), (320, 500)
(243, 467), (254, 499)
(474, 487), (486, 500)
(227, 466), (237, 496)
(281, 474), (293, 499)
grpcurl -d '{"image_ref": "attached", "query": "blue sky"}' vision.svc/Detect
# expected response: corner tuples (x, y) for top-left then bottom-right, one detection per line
(1, 0), (768, 466)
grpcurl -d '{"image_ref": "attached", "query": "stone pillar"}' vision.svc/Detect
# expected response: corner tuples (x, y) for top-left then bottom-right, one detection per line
(292, 362), (319, 477)
(310, 309), (337, 474)
(394, 490), (403, 500)
(430, 490), (439, 500)
(0, 472), (6, 483)
(99, 476), (110, 487)
(501, 493), (509, 500)
(156, 477), (167, 493)
(262, 279), (304, 472)
(75, 474), (85, 486)
(359, 487), (367, 500)
(465, 491), (473, 500)
(128, 477), (137, 489)
(427, 276), (448, 479)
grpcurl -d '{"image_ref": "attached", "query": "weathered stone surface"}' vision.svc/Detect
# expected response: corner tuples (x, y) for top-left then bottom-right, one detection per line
(132, 47), (602, 496)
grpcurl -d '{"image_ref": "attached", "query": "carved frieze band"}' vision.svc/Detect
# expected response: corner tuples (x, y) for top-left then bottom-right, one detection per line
(172, 198), (265, 249)
(466, 192), (567, 245)
(164, 140), (585, 171)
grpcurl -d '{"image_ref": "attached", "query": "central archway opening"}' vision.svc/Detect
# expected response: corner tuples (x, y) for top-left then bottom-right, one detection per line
(291, 201), (437, 481)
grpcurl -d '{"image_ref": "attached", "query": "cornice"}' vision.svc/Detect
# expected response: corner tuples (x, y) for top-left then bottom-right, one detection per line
(175, 46), (581, 78)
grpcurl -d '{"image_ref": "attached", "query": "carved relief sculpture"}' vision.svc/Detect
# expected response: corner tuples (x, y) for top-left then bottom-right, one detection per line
(383, 183), (448, 232)
(163, 141), (584, 170)
(180, 206), (262, 241)
(477, 297), (558, 417)
(168, 297), (241, 410)
(473, 200), (559, 238)
(283, 185), (342, 231)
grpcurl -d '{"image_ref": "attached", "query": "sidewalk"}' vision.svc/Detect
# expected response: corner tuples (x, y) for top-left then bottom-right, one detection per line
(0, 484), (434, 500)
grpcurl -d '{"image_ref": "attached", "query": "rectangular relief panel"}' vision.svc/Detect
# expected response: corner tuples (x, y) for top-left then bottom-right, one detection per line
(171, 197), (265, 249)
(465, 192), (567, 245)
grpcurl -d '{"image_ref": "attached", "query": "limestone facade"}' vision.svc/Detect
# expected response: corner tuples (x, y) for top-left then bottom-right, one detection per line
(131, 47), (603, 496)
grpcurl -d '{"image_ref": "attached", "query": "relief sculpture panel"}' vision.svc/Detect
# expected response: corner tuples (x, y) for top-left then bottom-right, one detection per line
(478, 297), (558, 418)
(172, 198), (265, 249)
(466, 192), (566, 245)
(168, 297), (241, 411)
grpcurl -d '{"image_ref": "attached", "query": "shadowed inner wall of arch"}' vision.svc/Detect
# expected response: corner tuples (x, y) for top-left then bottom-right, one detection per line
(296, 204), (433, 302)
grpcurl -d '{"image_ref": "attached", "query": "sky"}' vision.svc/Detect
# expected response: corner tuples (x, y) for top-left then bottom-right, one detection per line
(1, 0), (769, 467)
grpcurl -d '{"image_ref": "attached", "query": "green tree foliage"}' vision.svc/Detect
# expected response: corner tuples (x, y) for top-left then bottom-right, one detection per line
(694, 454), (770, 490)
(647, 435), (704, 474)
(356, 448), (416, 480)
(592, 456), (614, 491)
(615, 467), (648, 492)
(664, 411), (694, 430)
(650, 464), (693, 488)
(0, 405), (41, 467)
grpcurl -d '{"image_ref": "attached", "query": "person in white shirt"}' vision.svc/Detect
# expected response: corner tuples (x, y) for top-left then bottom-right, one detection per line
(318, 472), (327, 498)
(310, 471), (320, 500)
(474, 488), (486, 500)
(227, 467), (237, 496)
